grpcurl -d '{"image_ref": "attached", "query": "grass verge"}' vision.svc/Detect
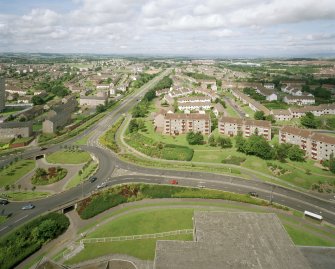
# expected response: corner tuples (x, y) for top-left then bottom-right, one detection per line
(4, 191), (50, 201)
(46, 150), (91, 164)
(0, 160), (35, 187)
(65, 161), (98, 189)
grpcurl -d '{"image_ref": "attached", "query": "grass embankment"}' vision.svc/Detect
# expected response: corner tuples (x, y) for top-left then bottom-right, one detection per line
(125, 132), (194, 161)
(0, 212), (69, 269)
(4, 191), (50, 201)
(46, 149), (91, 164)
(99, 117), (125, 152)
(76, 183), (285, 219)
(65, 161), (98, 189)
(0, 160), (35, 187)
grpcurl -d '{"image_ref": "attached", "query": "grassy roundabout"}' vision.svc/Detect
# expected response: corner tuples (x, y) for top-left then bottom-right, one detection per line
(46, 150), (91, 164)
(65, 202), (335, 265)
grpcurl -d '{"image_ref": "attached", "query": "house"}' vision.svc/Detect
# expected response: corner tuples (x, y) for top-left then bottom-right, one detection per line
(218, 117), (271, 140)
(0, 121), (33, 139)
(154, 112), (211, 135)
(178, 101), (211, 111)
(271, 109), (292, 121)
(283, 95), (315, 106)
(178, 96), (211, 103)
(212, 103), (226, 118)
(256, 86), (277, 101)
(279, 126), (335, 161)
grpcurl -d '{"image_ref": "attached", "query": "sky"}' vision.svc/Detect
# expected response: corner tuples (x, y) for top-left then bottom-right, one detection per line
(0, 0), (335, 57)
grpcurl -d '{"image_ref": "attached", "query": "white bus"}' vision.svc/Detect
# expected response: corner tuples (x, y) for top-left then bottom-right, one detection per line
(304, 210), (323, 221)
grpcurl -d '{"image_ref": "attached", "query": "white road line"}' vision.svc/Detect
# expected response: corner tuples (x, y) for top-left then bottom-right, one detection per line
(14, 214), (29, 223)
(0, 226), (8, 232)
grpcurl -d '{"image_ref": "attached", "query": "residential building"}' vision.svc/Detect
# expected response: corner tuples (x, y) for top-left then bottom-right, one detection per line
(168, 88), (193, 98)
(178, 101), (211, 111)
(178, 96), (211, 103)
(283, 95), (315, 106)
(154, 112), (211, 135)
(0, 121), (33, 139)
(279, 126), (335, 161)
(79, 95), (107, 107)
(42, 95), (78, 133)
(264, 83), (275, 89)
(212, 103), (225, 118)
(255, 86), (278, 101)
(156, 88), (170, 96)
(271, 109), (293, 121)
(219, 116), (271, 140)
(231, 89), (270, 115)
(0, 77), (5, 111)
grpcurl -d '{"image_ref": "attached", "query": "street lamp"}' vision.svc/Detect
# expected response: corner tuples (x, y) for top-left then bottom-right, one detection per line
(270, 185), (276, 204)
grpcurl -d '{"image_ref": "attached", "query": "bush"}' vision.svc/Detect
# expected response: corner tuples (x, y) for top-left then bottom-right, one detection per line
(186, 131), (204, 145)
(0, 212), (69, 269)
(77, 183), (279, 219)
(99, 117), (124, 153)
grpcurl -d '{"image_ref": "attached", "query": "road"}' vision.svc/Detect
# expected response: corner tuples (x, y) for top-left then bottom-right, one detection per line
(1, 68), (335, 237)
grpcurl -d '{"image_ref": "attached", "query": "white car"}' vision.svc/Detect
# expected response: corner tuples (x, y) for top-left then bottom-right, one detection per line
(96, 182), (107, 189)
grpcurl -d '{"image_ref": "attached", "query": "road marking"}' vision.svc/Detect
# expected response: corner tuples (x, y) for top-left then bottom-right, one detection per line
(0, 226), (8, 232)
(14, 214), (29, 223)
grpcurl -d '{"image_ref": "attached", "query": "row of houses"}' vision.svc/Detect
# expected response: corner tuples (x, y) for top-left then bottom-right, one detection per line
(271, 103), (335, 121)
(280, 126), (335, 161)
(231, 88), (271, 116)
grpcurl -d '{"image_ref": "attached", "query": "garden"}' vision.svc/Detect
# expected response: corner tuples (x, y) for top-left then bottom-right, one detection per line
(31, 167), (67, 185)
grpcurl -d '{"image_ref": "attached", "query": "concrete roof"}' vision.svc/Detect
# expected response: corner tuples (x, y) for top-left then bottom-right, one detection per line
(154, 212), (311, 269)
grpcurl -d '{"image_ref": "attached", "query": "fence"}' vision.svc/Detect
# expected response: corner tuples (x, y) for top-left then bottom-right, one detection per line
(80, 229), (193, 244)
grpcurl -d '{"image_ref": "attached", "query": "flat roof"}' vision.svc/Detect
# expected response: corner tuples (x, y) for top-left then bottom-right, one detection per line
(154, 212), (311, 269)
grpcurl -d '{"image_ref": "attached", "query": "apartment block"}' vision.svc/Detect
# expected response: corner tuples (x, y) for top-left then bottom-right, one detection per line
(219, 116), (271, 140)
(154, 112), (211, 135)
(279, 126), (335, 161)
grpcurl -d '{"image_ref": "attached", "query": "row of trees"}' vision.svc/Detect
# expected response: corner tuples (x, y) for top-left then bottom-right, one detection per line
(254, 111), (275, 123)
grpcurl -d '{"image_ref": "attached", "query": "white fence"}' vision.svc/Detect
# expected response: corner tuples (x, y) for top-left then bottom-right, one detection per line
(80, 229), (193, 244)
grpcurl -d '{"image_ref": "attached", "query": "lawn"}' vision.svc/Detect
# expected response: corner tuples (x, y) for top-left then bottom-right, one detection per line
(46, 150), (91, 164)
(68, 203), (335, 264)
(0, 160), (36, 187)
(65, 162), (98, 189)
(0, 216), (7, 224)
(4, 191), (50, 201)
(225, 102), (240, 117)
(74, 133), (92, 146)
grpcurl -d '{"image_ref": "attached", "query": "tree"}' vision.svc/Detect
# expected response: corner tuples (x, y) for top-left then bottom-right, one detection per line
(265, 114), (275, 123)
(300, 112), (318, 129)
(128, 119), (139, 133)
(254, 111), (265, 120)
(217, 136), (232, 148)
(327, 153), (335, 174)
(96, 104), (106, 113)
(18, 184), (21, 192)
(186, 132), (204, 145)
(208, 135), (217, 147)
(287, 145), (305, 162)
(244, 135), (274, 160)
(273, 143), (291, 162)
(32, 95), (45, 105)
(4, 185), (10, 191)
(235, 134), (246, 153)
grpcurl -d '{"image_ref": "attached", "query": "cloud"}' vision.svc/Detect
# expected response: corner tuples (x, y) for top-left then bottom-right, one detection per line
(0, 0), (334, 55)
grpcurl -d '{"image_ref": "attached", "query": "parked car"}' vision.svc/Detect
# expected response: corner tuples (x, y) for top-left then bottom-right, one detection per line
(97, 182), (107, 189)
(89, 176), (97, 183)
(248, 192), (259, 197)
(21, 203), (35, 210)
(169, 180), (178, 185)
(0, 199), (9, 205)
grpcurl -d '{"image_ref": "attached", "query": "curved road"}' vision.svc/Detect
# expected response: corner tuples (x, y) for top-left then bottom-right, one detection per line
(1, 68), (335, 237)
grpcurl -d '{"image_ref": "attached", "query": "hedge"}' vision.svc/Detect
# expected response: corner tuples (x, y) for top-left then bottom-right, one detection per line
(76, 183), (287, 219)
(0, 212), (70, 269)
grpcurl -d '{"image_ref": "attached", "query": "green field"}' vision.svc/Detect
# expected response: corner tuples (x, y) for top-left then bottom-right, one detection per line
(46, 150), (91, 164)
(4, 191), (50, 201)
(67, 204), (335, 264)
(0, 160), (36, 187)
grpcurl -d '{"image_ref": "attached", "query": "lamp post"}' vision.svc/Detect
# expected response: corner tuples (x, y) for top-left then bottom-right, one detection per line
(270, 185), (276, 204)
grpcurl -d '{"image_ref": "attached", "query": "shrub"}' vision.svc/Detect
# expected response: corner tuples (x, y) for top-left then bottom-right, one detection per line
(31, 167), (67, 185)
(0, 212), (69, 269)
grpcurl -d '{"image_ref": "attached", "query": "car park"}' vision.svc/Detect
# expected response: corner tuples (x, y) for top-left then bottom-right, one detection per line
(0, 199), (9, 205)
(21, 203), (35, 210)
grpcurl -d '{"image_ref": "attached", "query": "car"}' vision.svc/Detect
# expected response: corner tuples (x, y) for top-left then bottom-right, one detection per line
(0, 199), (9, 205)
(197, 185), (205, 188)
(169, 180), (178, 185)
(21, 203), (35, 210)
(89, 176), (97, 183)
(248, 192), (259, 197)
(96, 182), (107, 189)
